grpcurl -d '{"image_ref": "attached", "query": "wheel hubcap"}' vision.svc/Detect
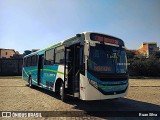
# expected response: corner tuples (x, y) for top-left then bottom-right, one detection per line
(29, 79), (31, 86)
(60, 86), (63, 96)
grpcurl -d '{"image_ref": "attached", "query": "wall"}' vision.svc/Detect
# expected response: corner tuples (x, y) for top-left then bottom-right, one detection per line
(0, 58), (23, 76)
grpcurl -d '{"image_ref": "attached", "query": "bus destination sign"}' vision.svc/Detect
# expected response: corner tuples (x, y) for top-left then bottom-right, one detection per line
(90, 33), (124, 46)
(95, 36), (119, 45)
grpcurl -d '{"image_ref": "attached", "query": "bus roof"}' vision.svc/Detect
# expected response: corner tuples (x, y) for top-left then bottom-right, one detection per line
(24, 32), (124, 58)
(24, 42), (63, 58)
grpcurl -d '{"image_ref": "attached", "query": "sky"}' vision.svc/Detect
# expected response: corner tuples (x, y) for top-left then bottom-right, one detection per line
(0, 0), (160, 53)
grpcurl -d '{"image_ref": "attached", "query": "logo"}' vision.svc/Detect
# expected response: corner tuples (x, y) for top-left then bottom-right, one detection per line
(2, 112), (11, 117)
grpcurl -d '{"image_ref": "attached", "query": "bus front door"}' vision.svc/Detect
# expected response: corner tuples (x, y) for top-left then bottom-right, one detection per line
(37, 54), (44, 86)
(65, 44), (81, 97)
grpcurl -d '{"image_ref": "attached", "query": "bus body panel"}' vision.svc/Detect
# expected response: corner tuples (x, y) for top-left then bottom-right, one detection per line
(80, 72), (128, 100)
(23, 66), (38, 84)
(41, 65), (59, 90)
(23, 65), (65, 91)
(80, 77), (128, 100)
(85, 82), (128, 100)
(79, 73), (89, 100)
(55, 65), (64, 80)
(53, 65), (65, 91)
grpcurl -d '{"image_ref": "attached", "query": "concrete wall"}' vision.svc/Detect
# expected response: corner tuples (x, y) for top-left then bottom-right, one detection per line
(0, 58), (23, 76)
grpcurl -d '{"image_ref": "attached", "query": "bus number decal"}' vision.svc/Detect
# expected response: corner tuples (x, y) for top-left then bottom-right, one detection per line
(94, 66), (111, 72)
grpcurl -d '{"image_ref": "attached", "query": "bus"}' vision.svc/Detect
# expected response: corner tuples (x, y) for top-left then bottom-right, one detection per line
(22, 32), (129, 101)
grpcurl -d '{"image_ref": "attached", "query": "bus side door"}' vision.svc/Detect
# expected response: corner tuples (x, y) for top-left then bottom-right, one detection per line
(65, 44), (81, 97)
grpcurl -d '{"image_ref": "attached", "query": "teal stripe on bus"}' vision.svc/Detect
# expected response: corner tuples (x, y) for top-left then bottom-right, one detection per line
(23, 68), (64, 75)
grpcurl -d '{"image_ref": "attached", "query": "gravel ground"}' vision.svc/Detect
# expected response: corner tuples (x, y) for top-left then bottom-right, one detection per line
(129, 79), (160, 87)
(0, 78), (160, 120)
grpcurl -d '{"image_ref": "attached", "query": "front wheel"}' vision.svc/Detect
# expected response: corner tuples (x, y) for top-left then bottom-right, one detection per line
(60, 82), (66, 102)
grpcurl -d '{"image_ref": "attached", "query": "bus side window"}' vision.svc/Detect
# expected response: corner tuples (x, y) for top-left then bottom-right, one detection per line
(44, 49), (54, 65)
(31, 55), (37, 66)
(23, 58), (26, 67)
(55, 50), (64, 64)
(27, 57), (29, 67)
(27, 57), (31, 67)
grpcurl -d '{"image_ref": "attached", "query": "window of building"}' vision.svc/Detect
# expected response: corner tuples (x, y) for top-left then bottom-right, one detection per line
(6, 52), (7, 55)
(44, 49), (54, 65)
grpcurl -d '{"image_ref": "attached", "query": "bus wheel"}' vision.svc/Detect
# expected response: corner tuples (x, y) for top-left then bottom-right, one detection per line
(28, 77), (33, 88)
(60, 82), (66, 102)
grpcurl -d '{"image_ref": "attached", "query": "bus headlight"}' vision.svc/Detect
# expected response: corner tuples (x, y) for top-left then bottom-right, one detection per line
(89, 79), (98, 89)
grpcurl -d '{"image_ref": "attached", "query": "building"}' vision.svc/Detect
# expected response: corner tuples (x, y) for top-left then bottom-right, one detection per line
(0, 48), (16, 58)
(137, 42), (159, 58)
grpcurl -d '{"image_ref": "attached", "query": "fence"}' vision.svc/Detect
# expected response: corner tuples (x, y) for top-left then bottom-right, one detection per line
(0, 58), (23, 76)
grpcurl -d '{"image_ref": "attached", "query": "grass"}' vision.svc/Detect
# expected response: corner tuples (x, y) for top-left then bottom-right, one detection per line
(0, 76), (22, 79)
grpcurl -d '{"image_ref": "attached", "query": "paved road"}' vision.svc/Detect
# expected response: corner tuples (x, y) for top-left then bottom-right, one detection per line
(0, 78), (160, 120)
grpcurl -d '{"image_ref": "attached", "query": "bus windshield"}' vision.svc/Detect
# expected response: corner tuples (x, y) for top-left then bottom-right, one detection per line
(88, 44), (127, 74)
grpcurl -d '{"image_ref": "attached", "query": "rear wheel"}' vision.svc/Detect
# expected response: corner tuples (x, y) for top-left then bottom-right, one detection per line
(28, 77), (33, 88)
(59, 82), (66, 102)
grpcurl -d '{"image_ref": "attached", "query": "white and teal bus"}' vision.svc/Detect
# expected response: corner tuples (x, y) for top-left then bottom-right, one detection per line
(22, 32), (129, 101)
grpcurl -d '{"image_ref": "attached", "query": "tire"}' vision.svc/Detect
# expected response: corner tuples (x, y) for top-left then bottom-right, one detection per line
(59, 82), (66, 102)
(28, 77), (33, 88)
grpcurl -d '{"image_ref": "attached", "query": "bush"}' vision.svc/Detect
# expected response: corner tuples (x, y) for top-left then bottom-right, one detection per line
(128, 57), (160, 77)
